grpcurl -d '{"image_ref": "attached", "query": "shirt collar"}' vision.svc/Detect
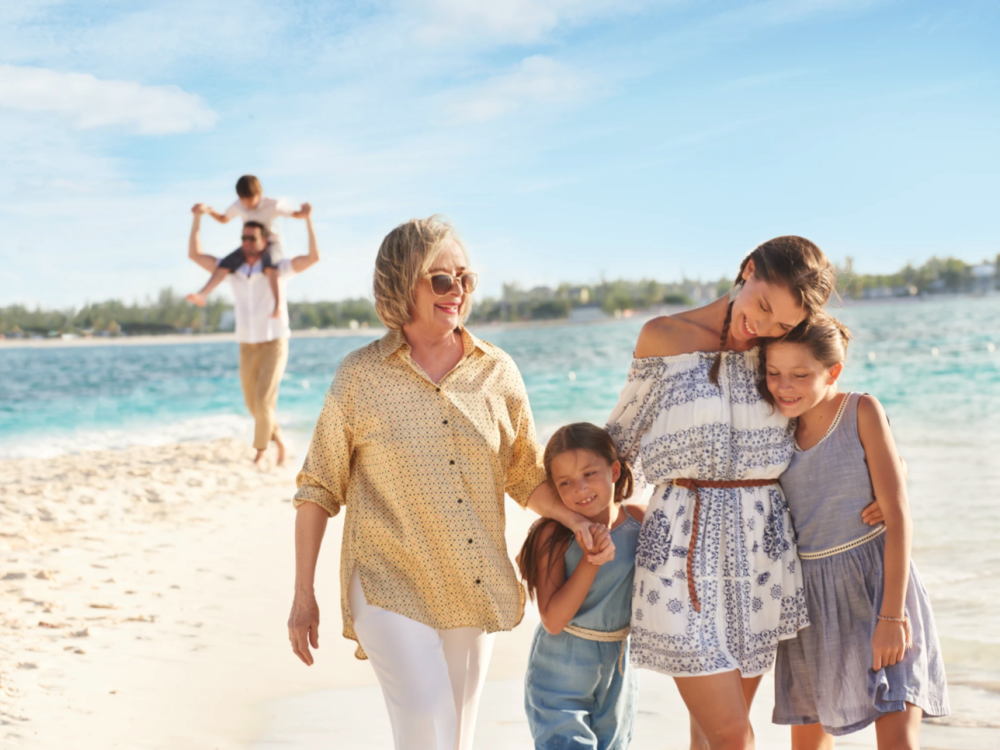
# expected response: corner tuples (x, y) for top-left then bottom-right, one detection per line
(378, 326), (483, 361)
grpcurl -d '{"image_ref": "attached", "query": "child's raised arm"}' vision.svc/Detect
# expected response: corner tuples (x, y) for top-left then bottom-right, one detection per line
(533, 523), (615, 635)
(857, 394), (913, 671)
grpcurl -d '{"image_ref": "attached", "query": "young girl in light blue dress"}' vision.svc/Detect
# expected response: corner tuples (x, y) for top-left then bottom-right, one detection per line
(761, 314), (949, 749)
(517, 423), (646, 750)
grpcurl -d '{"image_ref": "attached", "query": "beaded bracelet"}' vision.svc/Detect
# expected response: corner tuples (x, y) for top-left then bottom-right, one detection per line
(878, 614), (913, 647)
(877, 615), (907, 624)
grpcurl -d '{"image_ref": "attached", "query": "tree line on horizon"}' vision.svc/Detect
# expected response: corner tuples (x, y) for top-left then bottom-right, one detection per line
(2, 254), (997, 338)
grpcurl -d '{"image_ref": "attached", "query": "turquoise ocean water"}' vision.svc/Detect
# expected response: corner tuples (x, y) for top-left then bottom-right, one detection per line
(2, 295), (999, 727)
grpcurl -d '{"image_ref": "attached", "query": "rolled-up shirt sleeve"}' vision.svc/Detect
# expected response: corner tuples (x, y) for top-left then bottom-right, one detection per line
(294, 369), (354, 517)
(502, 364), (547, 508)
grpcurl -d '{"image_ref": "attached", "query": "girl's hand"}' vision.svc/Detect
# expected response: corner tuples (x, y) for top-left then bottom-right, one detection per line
(871, 618), (908, 671)
(582, 525), (615, 566)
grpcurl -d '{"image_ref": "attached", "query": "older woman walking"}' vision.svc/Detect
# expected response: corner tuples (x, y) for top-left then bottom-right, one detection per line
(287, 216), (598, 750)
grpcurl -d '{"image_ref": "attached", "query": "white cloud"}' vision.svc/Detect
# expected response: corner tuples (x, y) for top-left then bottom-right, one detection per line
(708, 0), (889, 30)
(449, 56), (592, 123)
(0, 65), (216, 134)
(416, 0), (654, 45)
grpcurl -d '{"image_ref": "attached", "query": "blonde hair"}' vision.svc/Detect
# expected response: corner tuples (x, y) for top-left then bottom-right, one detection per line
(373, 215), (471, 330)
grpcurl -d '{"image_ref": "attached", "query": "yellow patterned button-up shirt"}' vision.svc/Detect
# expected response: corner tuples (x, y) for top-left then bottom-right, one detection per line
(294, 327), (546, 658)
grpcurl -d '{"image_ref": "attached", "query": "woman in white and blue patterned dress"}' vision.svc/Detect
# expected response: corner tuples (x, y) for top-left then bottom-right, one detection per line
(606, 237), (837, 750)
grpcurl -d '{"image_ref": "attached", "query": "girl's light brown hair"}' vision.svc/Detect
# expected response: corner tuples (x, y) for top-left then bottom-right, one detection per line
(372, 215), (472, 331)
(757, 313), (853, 406)
(516, 423), (635, 602)
(710, 236), (837, 385)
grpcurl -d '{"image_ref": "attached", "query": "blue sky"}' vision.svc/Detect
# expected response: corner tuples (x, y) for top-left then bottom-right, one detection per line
(1, 0), (997, 307)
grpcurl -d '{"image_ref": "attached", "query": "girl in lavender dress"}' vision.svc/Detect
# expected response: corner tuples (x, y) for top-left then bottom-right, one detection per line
(606, 237), (838, 749)
(762, 314), (948, 749)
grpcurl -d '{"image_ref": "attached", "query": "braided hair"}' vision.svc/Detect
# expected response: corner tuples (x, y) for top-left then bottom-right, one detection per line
(709, 236), (836, 386)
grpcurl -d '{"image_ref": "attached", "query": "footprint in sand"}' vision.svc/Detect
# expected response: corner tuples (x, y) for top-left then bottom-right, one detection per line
(3, 571), (27, 580)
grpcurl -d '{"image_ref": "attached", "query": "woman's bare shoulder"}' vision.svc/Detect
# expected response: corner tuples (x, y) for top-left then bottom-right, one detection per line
(634, 313), (718, 359)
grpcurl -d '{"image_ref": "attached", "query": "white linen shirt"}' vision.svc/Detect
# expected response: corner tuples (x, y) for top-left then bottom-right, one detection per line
(225, 257), (297, 344)
(224, 196), (296, 242)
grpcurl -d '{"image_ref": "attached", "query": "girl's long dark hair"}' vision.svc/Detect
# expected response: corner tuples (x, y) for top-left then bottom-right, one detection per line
(516, 423), (634, 602)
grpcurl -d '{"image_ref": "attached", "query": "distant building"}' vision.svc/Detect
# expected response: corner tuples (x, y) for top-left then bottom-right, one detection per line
(863, 286), (894, 300)
(971, 262), (996, 295)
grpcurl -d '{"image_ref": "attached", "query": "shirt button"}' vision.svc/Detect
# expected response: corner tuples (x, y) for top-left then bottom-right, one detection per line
(449, 460), (455, 465)
(475, 579), (481, 585)
(436, 387), (441, 392)
(467, 539), (473, 544)
(457, 499), (463, 504)
(443, 420), (448, 425)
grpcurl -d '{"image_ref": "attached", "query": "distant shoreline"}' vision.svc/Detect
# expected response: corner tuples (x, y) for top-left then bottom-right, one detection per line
(0, 326), (386, 350)
(3, 292), (992, 350)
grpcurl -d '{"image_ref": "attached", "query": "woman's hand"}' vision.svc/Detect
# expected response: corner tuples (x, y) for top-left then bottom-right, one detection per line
(567, 514), (600, 551)
(861, 456), (910, 525)
(861, 499), (884, 525)
(871, 618), (908, 671)
(582, 524), (616, 566)
(288, 590), (321, 666)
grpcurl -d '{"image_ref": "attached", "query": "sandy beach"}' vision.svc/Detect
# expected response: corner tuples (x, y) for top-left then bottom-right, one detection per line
(1, 438), (996, 749)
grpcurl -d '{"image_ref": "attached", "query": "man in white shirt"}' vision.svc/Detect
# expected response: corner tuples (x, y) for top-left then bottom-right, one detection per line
(187, 204), (321, 465)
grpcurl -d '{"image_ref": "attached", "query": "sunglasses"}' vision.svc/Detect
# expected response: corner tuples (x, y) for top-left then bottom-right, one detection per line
(241, 235), (262, 242)
(427, 272), (478, 296)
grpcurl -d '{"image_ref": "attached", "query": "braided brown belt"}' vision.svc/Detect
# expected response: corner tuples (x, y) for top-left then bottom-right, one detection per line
(672, 478), (780, 613)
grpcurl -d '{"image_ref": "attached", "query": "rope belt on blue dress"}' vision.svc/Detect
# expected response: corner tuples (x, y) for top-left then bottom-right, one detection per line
(797, 525), (886, 560)
(672, 477), (780, 613)
(562, 624), (631, 676)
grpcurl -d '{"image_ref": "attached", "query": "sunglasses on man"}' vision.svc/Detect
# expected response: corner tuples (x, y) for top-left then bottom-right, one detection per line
(426, 272), (479, 296)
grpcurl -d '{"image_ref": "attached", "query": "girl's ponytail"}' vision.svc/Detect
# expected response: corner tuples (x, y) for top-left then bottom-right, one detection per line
(517, 422), (635, 601)
(614, 458), (634, 504)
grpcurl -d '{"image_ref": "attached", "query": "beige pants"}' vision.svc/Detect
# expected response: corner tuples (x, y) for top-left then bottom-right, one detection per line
(239, 337), (289, 451)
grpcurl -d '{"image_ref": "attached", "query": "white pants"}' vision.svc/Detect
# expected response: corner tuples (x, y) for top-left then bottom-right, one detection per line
(348, 569), (495, 750)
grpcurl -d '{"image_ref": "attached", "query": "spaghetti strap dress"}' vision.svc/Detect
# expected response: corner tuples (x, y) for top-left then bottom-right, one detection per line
(606, 349), (808, 677)
(773, 392), (950, 735)
(524, 508), (642, 750)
